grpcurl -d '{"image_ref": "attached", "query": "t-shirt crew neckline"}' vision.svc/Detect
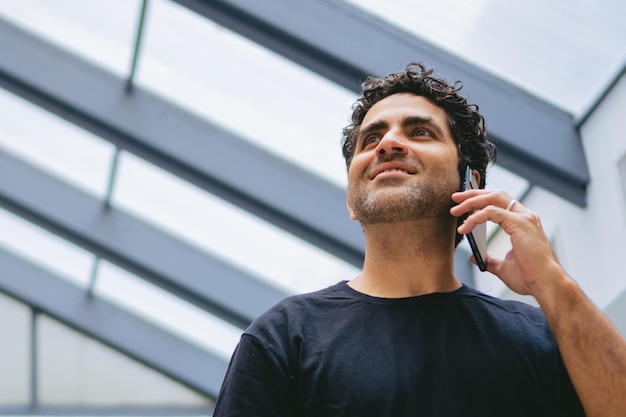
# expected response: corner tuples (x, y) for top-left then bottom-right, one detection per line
(332, 280), (470, 305)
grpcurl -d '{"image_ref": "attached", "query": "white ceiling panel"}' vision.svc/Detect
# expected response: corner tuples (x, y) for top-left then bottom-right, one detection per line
(346, 0), (626, 116)
(0, 0), (140, 77)
(137, 0), (356, 187)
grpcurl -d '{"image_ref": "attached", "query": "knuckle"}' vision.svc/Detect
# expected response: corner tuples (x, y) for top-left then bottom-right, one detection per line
(521, 212), (540, 225)
(531, 213), (542, 225)
(496, 190), (511, 201)
(486, 204), (499, 214)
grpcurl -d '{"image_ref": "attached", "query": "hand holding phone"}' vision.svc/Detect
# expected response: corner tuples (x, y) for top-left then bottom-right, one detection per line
(464, 166), (488, 271)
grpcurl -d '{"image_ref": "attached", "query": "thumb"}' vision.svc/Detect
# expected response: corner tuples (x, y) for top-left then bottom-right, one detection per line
(484, 252), (503, 277)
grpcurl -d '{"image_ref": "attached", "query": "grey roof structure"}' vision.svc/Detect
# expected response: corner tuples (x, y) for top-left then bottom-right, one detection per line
(1, 0), (624, 414)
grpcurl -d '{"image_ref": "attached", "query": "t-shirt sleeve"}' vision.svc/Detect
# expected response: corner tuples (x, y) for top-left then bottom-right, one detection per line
(213, 334), (295, 417)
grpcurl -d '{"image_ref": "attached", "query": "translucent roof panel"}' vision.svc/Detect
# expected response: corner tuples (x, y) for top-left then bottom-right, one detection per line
(0, 208), (94, 288)
(111, 152), (360, 295)
(345, 0), (626, 116)
(136, 0), (356, 187)
(0, 89), (116, 199)
(0, 0), (140, 77)
(94, 261), (241, 362)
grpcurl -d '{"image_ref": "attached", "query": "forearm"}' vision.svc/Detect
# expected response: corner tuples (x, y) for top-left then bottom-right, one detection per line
(533, 269), (626, 417)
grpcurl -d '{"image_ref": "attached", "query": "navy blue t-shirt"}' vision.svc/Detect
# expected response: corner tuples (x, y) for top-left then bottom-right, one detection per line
(214, 282), (584, 416)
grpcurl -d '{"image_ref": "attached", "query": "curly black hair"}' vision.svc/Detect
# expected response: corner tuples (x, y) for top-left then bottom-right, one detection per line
(341, 62), (497, 245)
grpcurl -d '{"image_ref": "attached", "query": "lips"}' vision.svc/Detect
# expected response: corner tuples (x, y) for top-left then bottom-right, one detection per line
(370, 162), (417, 180)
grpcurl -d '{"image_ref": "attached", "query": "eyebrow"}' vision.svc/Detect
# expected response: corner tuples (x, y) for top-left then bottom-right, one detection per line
(356, 120), (388, 143)
(357, 115), (446, 143)
(402, 115), (445, 137)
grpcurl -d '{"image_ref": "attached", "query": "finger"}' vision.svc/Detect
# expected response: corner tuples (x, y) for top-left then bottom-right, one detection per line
(505, 199), (518, 212)
(451, 189), (486, 202)
(456, 203), (525, 235)
(483, 252), (502, 276)
(450, 190), (515, 217)
(469, 252), (500, 276)
(450, 189), (490, 210)
(468, 250), (503, 277)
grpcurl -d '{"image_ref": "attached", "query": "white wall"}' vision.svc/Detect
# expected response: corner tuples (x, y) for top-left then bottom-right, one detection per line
(0, 292), (211, 407)
(0, 292), (30, 405)
(38, 316), (211, 406)
(478, 72), (626, 328)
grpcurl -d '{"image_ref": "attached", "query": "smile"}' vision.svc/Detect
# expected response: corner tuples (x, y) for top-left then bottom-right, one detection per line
(370, 163), (416, 180)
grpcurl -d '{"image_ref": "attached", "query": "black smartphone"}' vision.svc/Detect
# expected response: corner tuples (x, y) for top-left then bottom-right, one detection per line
(464, 166), (488, 271)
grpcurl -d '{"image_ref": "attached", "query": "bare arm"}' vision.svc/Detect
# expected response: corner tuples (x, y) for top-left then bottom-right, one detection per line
(451, 190), (626, 417)
(532, 268), (626, 416)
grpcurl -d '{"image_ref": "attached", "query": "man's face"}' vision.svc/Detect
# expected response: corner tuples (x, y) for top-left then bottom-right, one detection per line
(347, 93), (460, 225)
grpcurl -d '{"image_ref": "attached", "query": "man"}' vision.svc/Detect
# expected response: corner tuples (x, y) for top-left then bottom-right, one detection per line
(213, 62), (626, 416)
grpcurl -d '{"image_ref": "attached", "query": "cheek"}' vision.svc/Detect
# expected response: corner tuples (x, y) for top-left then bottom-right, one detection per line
(347, 154), (370, 179)
(421, 147), (458, 167)
(422, 147), (461, 181)
(437, 144), (460, 164)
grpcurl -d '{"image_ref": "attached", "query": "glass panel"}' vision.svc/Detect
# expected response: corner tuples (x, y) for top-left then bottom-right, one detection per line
(618, 152), (626, 206)
(38, 315), (211, 406)
(0, 89), (116, 199)
(345, 0), (626, 116)
(0, 208), (94, 287)
(0, 0), (140, 77)
(95, 261), (242, 362)
(485, 164), (529, 197)
(0, 293), (30, 405)
(112, 152), (360, 295)
(137, 0), (356, 187)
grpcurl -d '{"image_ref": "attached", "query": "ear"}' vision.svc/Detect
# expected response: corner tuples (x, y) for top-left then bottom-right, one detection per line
(472, 169), (481, 188)
(346, 194), (358, 220)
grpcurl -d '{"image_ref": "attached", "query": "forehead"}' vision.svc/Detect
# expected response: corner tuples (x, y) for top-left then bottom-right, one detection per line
(361, 93), (450, 130)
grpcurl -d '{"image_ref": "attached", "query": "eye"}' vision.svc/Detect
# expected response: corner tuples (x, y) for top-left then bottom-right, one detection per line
(361, 134), (381, 149)
(410, 127), (433, 138)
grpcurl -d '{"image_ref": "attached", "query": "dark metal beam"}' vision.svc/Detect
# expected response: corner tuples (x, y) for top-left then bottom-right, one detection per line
(175, 0), (589, 206)
(0, 16), (366, 267)
(0, 248), (226, 399)
(0, 149), (287, 329)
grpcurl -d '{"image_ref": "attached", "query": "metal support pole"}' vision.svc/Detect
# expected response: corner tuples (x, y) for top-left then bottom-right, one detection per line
(126, 0), (150, 92)
(29, 308), (38, 410)
(104, 147), (121, 208)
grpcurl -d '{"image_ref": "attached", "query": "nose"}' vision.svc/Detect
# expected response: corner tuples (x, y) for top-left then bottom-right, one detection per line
(376, 131), (408, 157)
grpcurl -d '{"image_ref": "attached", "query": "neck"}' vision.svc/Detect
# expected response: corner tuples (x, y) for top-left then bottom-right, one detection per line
(349, 217), (461, 298)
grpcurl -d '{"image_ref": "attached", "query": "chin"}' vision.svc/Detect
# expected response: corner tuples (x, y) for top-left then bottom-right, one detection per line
(352, 184), (454, 224)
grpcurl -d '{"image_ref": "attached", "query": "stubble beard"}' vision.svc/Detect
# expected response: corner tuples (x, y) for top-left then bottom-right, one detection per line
(348, 170), (460, 225)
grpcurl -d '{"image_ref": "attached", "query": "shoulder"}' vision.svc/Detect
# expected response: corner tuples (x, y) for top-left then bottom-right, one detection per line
(458, 285), (545, 321)
(244, 281), (350, 338)
(255, 280), (348, 317)
(456, 285), (555, 344)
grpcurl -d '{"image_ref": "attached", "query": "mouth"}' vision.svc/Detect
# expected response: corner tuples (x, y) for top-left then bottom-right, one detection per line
(370, 163), (417, 180)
